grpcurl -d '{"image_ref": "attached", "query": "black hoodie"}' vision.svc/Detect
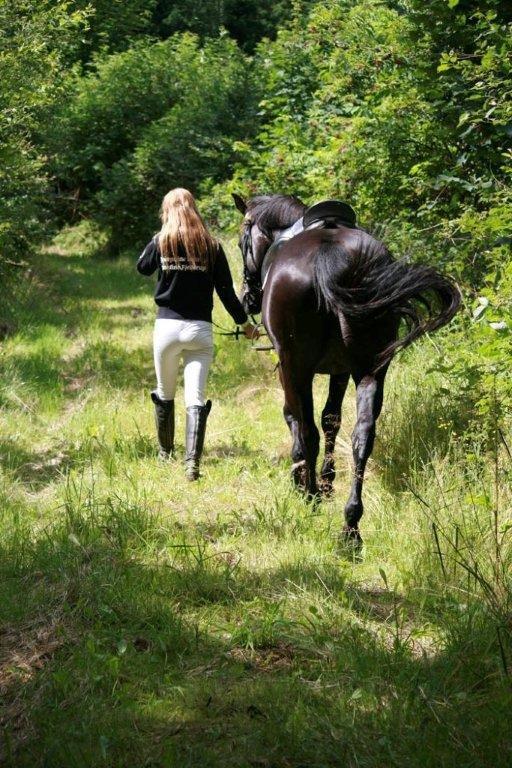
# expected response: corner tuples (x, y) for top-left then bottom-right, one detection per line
(137, 236), (247, 325)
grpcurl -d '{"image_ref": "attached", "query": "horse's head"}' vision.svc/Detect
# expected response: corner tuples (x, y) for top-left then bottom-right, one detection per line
(232, 193), (270, 315)
(232, 192), (306, 315)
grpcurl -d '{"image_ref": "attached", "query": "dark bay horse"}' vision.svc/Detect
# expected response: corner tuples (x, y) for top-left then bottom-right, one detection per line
(233, 193), (460, 542)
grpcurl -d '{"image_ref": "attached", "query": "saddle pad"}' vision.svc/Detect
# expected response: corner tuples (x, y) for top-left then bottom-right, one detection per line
(303, 199), (357, 229)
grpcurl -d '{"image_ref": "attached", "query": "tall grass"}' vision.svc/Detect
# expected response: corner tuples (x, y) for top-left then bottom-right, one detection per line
(0, 237), (510, 767)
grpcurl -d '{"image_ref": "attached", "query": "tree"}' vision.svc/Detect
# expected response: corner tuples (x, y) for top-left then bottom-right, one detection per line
(0, 0), (86, 277)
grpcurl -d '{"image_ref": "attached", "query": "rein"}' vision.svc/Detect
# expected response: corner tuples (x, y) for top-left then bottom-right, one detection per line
(211, 320), (243, 339)
(211, 318), (273, 352)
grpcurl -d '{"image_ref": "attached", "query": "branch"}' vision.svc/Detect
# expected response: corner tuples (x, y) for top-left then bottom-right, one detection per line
(1, 258), (29, 268)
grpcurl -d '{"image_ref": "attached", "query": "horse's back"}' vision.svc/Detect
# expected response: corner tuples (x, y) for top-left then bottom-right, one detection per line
(267, 225), (380, 272)
(263, 225), (384, 318)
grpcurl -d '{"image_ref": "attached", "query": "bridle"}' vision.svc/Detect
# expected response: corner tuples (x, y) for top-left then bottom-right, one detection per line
(240, 218), (265, 313)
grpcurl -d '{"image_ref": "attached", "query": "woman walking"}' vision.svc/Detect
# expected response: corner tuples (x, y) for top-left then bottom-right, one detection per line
(137, 188), (256, 480)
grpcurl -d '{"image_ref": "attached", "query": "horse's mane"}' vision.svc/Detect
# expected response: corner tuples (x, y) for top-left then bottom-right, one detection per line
(247, 194), (306, 233)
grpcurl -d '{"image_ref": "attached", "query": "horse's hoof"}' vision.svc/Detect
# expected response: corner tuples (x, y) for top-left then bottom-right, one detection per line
(337, 526), (363, 560)
(341, 525), (362, 543)
(318, 478), (334, 497)
(306, 490), (321, 508)
(291, 460), (307, 489)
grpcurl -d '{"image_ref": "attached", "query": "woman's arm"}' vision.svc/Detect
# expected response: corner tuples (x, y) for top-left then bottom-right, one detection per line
(136, 237), (159, 276)
(213, 244), (248, 325)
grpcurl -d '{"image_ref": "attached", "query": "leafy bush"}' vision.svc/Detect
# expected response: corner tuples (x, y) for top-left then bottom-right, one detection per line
(49, 33), (261, 248)
(0, 0), (86, 280)
(48, 35), (202, 203)
(64, 0), (291, 59)
(224, 0), (510, 235)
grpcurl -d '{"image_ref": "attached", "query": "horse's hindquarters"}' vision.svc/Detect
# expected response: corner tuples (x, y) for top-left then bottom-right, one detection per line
(314, 320), (351, 375)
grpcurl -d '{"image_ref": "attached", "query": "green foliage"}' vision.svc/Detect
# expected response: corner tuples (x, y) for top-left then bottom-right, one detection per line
(157, 0), (294, 52)
(214, 0), (511, 428)
(99, 35), (260, 246)
(58, 0), (158, 58)
(59, 0), (292, 59)
(49, 35), (206, 198)
(223, 2), (434, 212)
(225, 0), (511, 232)
(48, 33), (261, 247)
(0, 0), (87, 275)
(437, 255), (512, 433)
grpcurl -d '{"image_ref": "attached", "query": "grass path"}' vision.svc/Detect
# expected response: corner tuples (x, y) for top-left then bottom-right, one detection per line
(0, 237), (511, 767)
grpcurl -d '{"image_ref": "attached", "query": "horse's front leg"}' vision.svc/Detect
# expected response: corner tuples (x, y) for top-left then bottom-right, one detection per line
(320, 373), (349, 495)
(280, 363), (319, 498)
(343, 371), (386, 542)
(279, 365), (305, 488)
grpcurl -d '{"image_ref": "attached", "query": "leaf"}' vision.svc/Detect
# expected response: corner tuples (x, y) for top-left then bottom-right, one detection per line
(379, 568), (388, 588)
(473, 297), (489, 319)
(117, 638), (128, 655)
(489, 321), (507, 331)
(481, 49), (496, 70)
(99, 735), (109, 760)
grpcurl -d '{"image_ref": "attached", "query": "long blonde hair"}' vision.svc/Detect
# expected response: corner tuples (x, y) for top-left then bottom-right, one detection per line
(158, 188), (216, 271)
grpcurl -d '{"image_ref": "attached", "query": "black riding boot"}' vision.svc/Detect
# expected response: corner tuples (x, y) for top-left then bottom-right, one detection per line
(185, 400), (212, 481)
(151, 391), (175, 459)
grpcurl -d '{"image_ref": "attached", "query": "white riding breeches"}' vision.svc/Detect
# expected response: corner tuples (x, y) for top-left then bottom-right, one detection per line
(153, 318), (214, 407)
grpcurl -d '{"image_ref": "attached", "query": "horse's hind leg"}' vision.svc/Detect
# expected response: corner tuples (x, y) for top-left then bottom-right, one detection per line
(320, 373), (349, 496)
(279, 364), (306, 487)
(343, 371), (386, 542)
(283, 405), (307, 488)
(280, 363), (319, 498)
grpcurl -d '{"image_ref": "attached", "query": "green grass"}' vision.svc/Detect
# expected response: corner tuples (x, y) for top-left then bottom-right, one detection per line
(1, 233), (511, 767)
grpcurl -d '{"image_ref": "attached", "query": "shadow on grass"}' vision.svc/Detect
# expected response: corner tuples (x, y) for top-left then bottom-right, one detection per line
(0, 427), (160, 490)
(1, 330), (153, 403)
(206, 442), (266, 462)
(0, 439), (74, 489)
(0, 430), (268, 492)
(0, 251), (152, 406)
(3, 252), (144, 336)
(41, 252), (145, 311)
(1, 248), (271, 405)
(64, 342), (154, 392)
(1, 499), (511, 768)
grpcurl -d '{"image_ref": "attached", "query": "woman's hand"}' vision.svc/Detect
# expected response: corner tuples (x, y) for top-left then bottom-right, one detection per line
(242, 322), (260, 340)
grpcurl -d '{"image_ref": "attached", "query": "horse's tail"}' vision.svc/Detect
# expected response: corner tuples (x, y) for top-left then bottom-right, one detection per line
(312, 239), (461, 370)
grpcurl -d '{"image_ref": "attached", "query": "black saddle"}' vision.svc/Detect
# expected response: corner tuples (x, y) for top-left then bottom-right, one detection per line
(303, 199), (357, 229)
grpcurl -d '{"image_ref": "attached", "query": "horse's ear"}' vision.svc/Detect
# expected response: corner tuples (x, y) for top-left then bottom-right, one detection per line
(232, 193), (247, 214)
